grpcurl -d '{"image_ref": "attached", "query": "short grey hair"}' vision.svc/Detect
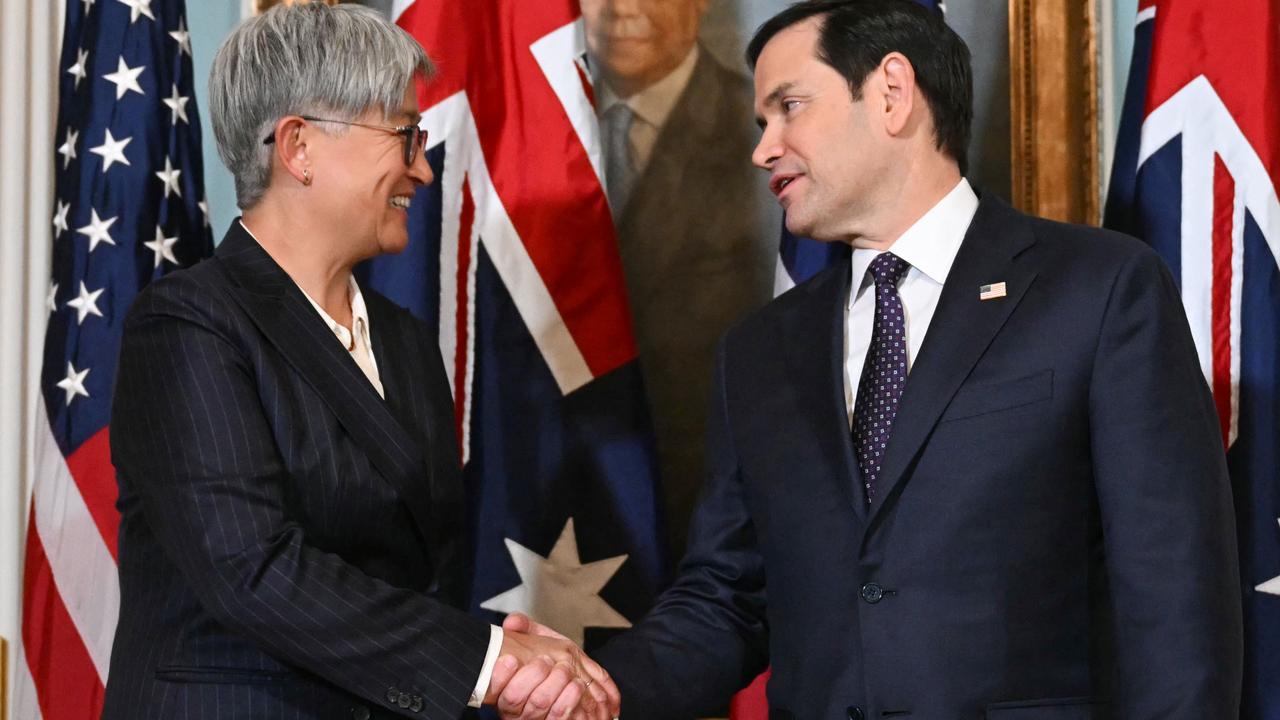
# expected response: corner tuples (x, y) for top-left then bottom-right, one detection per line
(209, 3), (433, 209)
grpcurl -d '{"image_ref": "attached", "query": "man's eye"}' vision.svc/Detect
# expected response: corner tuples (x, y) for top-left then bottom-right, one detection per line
(782, 100), (800, 113)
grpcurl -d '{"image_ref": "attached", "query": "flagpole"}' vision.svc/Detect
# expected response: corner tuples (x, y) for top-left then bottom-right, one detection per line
(2, 635), (8, 720)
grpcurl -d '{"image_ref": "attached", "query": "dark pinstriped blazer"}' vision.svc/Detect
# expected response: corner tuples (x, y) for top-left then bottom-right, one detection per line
(103, 221), (490, 720)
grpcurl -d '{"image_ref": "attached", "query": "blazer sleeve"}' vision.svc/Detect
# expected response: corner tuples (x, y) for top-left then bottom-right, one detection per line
(110, 280), (491, 720)
(594, 340), (769, 720)
(1087, 246), (1243, 717)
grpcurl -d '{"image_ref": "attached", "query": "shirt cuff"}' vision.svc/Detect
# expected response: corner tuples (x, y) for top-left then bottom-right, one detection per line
(468, 625), (505, 708)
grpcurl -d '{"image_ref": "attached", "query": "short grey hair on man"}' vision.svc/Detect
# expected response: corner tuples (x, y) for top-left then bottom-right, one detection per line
(209, 2), (433, 209)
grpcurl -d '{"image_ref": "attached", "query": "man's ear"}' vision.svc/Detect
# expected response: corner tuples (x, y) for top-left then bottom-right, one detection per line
(270, 116), (313, 187)
(879, 52), (918, 138)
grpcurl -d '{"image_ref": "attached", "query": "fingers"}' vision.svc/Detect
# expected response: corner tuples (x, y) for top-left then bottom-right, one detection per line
(496, 656), (552, 718)
(545, 677), (584, 720)
(502, 612), (532, 634)
(578, 657), (620, 718)
(521, 663), (580, 720)
(485, 654), (520, 705)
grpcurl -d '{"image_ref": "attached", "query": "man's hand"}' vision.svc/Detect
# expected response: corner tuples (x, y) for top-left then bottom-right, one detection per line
(482, 614), (620, 720)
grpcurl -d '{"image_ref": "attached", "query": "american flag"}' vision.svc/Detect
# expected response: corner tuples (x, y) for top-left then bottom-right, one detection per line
(1104, 0), (1280, 715)
(359, 0), (668, 657)
(15, 0), (213, 717)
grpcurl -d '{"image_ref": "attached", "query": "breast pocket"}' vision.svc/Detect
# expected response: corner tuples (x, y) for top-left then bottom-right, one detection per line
(940, 370), (1054, 423)
(985, 696), (1106, 719)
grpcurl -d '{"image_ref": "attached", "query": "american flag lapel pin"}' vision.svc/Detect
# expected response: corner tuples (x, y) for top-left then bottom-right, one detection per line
(979, 282), (1007, 300)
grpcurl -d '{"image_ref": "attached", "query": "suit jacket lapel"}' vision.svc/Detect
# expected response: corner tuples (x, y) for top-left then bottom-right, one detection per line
(866, 196), (1040, 528)
(783, 264), (867, 524)
(213, 222), (437, 544)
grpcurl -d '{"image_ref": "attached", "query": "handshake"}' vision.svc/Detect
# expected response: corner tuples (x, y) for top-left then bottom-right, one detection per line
(484, 613), (621, 720)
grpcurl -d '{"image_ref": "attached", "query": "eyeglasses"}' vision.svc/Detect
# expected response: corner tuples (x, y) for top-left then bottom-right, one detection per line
(262, 116), (428, 167)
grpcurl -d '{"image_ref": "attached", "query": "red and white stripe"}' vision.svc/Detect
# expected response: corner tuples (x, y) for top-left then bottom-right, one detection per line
(15, 401), (120, 719)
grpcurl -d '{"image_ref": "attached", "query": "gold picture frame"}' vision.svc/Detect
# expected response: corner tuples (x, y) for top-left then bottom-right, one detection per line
(1009, 0), (1100, 225)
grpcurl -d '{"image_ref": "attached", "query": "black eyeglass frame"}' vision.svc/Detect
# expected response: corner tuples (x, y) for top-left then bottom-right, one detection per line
(262, 116), (428, 167)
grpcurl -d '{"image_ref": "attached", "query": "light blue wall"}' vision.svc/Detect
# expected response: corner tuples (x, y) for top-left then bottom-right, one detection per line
(1112, 0), (1139, 125)
(189, 1), (243, 243)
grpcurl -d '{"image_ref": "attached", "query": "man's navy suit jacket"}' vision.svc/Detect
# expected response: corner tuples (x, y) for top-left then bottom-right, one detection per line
(595, 195), (1243, 719)
(103, 223), (490, 720)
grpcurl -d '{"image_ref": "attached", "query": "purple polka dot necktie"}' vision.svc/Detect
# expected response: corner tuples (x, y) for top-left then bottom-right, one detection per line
(853, 252), (912, 504)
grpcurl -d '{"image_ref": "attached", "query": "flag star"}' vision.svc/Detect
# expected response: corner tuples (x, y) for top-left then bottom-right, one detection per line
(82, 0), (96, 9)
(480, 518), (631, 646)
(76, 208), (118, 251)
(46, 283), (59, 314)
(117, 0), (155, 23)
(66, 281), (106, 324)
(56, 362), (91, 406)
(162, 84), (190, 124)
(52, 200), (70, 236)
(57, 128), (79, 169)
(198, 197), (210, 227)
(89, 129), (132, 172)
(67, 48), (89, 89)
(103, 56), (146, 100)
(155, 157), (182, 198)
(146, 225), (179, 268)
(169, 18), (192, 56)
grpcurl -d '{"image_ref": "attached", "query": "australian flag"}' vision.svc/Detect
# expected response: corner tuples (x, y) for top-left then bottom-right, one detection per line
(360, 0), (668, 655)
(16, 0), (213, 717)
(1104, 1), (1280, 716)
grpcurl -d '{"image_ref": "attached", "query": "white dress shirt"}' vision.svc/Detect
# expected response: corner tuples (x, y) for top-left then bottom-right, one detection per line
(596, 45), (699, 177)
(240, 224), (505, 707)
(844, 179), (980, 422)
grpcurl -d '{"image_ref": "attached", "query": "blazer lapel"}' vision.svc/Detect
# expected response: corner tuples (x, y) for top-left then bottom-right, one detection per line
(213, 222), (437, 544)
(782, 264), (867, 524)
(866, 196), (1041, 528)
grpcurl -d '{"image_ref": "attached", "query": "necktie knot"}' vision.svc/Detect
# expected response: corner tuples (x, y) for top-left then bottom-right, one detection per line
(868, 251), (910, 288)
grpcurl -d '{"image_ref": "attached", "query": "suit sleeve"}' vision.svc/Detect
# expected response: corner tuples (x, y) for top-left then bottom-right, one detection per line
(594, 340), (769, 720)
(1088, 247), (1243, 717)
(110, 282), (490, 720)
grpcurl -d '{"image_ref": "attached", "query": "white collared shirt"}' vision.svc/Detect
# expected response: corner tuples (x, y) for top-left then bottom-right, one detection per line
(596, 45), (699, 177)
(844, 179), (980, 422)
(298, 276), (386, 399)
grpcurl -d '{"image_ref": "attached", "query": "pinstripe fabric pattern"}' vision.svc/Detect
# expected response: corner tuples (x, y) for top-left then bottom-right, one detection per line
(103, 222), (490, 720)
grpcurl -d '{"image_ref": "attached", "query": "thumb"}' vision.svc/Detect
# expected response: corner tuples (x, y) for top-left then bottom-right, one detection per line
(502, 612), (532, 633)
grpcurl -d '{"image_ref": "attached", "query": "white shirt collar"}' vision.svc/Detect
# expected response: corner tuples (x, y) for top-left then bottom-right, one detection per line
(597, 45), (699, 129)
(850, 178), (979, 295)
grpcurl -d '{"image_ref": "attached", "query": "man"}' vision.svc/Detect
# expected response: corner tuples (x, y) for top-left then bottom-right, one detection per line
(582, 0), (779, 555)
(506, 1), (1244, 717)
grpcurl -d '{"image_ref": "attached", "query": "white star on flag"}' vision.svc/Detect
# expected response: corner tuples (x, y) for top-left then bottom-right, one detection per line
(169, 18), (192, 56)
(67, 47), (89, 89)
(90, 129), (131, 172)
(58, 128), (79, 169)
(155, 157), (182, 198)
(145, 226), (180, 268)
(103, 56), (146, 100)
(46, 283), (59, 314)
(199, 198), (210, 227)
(56, 362), (91, 406)
(162, 84), (190, 124)
(117, 0), (155, 23)
(66, 281), (106, 324)
(480, 518), (631, 646)
(1257, 519), (1280, 597)
(52, 201), (70, 236)
(82, 0), (96, 9)
(76, 209), (118, 252)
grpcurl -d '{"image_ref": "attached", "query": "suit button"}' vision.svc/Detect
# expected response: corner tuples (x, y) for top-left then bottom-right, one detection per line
(351, 707), (371, 720)
(410, 695), (423, 712)
(847, 706), (865, 720)
(398, 691), (412, 708)
(861, 582), (884, 604)
(386, 687), (399, 704)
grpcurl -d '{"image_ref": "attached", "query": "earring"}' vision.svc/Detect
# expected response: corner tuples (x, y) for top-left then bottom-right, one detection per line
(302, 169), (312, 186)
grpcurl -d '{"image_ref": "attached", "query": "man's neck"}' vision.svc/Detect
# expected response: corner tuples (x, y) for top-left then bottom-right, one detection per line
(849, 160), (963, 250)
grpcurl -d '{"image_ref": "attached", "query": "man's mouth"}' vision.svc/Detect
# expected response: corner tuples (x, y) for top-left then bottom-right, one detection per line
(770, 174), (800, 197)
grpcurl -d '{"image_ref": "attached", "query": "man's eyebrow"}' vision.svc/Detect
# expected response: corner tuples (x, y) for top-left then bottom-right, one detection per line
(755, 82), (795, 129)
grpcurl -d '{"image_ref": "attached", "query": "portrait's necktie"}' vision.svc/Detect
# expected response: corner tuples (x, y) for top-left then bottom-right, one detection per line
(602, 102), (637, 216)
(853, 251), (912, 504)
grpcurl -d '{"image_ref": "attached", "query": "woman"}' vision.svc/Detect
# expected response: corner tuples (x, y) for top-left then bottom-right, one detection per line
(102, 5), (616, 719)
